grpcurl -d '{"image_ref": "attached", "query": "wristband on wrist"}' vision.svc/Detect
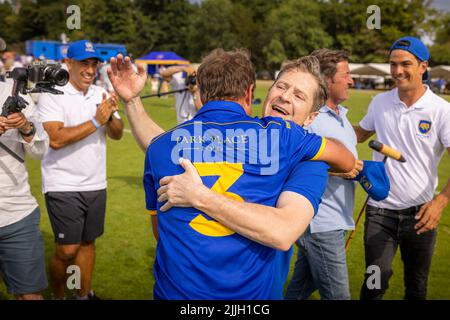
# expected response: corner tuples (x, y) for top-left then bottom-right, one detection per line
(91, 117), (101, 129)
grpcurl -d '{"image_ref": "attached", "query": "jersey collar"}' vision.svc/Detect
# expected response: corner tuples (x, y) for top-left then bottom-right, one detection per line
(195, 100), (247, 118)
(64, 81), (95, 98)
(319, 104), (348, 117)
(393, 85), (432, 110)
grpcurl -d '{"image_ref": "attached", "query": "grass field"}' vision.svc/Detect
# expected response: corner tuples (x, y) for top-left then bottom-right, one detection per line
(1, 83), (449, 300)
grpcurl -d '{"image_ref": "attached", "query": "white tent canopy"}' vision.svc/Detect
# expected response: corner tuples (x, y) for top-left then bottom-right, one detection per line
(350, 63), (391, 78)
(429, 65), (450, 81)
(348, 63), (364, 72)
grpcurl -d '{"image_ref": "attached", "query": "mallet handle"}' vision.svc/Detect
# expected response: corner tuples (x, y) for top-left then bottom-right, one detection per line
(345, 195), (369, 251)
(369, 140), (406, 162)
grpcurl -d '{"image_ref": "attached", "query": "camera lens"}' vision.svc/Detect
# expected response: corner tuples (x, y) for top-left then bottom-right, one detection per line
(52, 68), (69, 86)
(44, 66), (69, 86)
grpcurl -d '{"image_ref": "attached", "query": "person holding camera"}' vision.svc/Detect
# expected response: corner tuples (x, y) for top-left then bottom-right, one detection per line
(37, 40), (124, 300)
(0, 81), (49, 300)
(160, 64), (202, 124)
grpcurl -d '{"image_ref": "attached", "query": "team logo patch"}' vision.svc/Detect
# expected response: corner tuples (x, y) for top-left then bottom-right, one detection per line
(418, 120), (432, 134)
(85, 42), (95, 52)
(361, 176), (372, 190)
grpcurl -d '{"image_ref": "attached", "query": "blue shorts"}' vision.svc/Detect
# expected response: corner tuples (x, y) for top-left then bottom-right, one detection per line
(0, 207), (48, 296)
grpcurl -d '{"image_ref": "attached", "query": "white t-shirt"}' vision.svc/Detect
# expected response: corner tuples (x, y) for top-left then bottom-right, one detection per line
(359, 86), (450, 210)
(170, 72), (196, 124)
(0, 82), (49, 227)
(38, 82), (119, 193)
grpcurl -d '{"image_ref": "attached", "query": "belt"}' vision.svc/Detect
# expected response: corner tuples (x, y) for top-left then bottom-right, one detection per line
(369, 204), (425, 215)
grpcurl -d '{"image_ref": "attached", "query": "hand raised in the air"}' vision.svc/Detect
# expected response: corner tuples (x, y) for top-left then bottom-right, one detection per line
(107, 54), (147, 103)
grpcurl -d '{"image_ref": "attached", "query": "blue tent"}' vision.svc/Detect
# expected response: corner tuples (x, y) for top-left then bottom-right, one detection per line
(136, 51), (189, 65)
(136, 51), (189, 75)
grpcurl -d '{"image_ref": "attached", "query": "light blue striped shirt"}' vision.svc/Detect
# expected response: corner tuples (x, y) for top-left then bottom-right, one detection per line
(306, 105), (358, 233)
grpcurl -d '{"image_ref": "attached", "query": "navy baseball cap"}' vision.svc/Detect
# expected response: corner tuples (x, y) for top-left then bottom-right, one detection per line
(389, 36), (429, 80)
(67, 40), (103, 62)
(351, 161), (390, 201)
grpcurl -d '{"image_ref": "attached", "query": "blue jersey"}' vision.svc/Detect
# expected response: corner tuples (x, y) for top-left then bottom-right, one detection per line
(144, 101), (327, 299)
(271, 160), (329, 299)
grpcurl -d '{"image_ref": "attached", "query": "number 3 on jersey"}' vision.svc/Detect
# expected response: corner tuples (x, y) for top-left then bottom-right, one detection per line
(189, 162), (244, 237)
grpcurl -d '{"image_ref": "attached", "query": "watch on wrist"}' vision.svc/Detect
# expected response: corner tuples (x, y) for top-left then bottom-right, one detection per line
(20, 122), (36, 137)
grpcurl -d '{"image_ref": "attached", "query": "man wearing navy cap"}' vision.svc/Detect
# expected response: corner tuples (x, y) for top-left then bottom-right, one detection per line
(355, 36), (450, 299)
(38, 40), (124, 300)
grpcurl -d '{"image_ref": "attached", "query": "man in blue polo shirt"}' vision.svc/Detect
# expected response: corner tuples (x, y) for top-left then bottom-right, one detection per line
(285, 49), (361, 300)
(107, 50), (356, 299)
(146, 50), (355, 299)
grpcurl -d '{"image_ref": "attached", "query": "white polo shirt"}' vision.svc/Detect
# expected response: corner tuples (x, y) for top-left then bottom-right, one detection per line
(360, 86), (450, 210)
(38, 82), (118, 193)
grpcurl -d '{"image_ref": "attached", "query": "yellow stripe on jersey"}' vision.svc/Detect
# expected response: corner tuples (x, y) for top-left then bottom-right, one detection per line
(148, 210), (157, 216)
(311, 137), (327, 160)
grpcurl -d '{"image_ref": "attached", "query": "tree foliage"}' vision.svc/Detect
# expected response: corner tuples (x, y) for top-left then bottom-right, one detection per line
(0, 0), (447, 72)
(429, 13), (450, 65)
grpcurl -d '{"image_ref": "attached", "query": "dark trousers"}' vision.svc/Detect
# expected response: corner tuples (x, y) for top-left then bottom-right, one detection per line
(360, 204), (437, 300)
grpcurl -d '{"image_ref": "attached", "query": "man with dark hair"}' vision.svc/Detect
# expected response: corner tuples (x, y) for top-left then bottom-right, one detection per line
(355, 36), (450, 300)
(38, 40), (124, 300)
(285, 48), (361, 300)
(108, 49), (355, 299)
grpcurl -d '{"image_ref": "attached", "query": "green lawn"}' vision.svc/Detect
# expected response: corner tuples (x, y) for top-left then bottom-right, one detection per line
(1, 84), (449, 300)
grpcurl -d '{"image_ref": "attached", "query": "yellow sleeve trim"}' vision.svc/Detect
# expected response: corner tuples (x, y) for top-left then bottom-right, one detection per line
(148, 210), (157, 216)
(311, 137), (327, 161)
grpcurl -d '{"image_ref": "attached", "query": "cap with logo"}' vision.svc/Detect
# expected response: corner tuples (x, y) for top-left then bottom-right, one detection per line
(389, 36), (429, 80)
(67, 40), (103, 62)
(351, 160), (390, 201)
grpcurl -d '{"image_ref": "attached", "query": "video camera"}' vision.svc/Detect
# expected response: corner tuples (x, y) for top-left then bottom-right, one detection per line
(7, 62), (69, 95)
(25, 62), (69, 88)
(2, 62), (69, 117)
(1, 62), (69, 162)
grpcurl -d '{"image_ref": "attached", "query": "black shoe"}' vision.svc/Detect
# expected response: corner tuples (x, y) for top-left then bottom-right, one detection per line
(87, 291), (101, 300)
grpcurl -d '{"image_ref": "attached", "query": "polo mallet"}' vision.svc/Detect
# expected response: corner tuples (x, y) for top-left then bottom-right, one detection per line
(345, 140), (406, 251)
